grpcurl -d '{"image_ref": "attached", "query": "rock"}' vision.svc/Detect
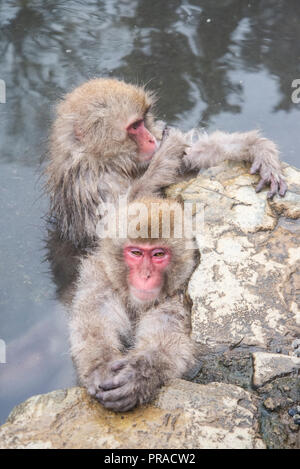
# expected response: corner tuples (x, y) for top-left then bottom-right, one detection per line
(292, 339), (300, 349)
(293, 414), (300, 425)
(167, 162), (300, 353)
(253, 352), (300, 387)
(289, 422), (299, 432)
(0, 380), (265, 449)
(263, 397), (280, 411)
(166, 161), (300, 448)
(292, 339), (300, 357)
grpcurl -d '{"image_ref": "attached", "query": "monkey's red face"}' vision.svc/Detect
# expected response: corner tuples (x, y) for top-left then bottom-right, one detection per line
(127, 119), (158, 162)
(124, 244), (171, 303)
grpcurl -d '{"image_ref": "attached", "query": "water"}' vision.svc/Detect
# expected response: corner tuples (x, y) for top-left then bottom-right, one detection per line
(0, 0), (300, 424)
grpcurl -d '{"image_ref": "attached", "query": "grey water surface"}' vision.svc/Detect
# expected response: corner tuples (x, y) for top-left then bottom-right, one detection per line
(0, 0), (300, 423)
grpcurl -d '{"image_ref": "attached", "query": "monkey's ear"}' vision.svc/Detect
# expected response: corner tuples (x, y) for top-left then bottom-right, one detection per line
(74, 123), (84, 142)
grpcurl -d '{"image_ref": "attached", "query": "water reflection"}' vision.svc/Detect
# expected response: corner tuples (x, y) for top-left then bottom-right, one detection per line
(1, 0), (300, 423)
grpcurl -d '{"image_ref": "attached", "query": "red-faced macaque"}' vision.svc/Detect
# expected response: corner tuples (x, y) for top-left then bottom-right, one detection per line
(45, 78), (287, 250)
(45, 79), (188, 248)
(69, 198), (198, 411)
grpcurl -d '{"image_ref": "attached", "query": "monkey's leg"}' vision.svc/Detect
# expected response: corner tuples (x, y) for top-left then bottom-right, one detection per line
(70, 288), (131, 397)
(128, 129), (188, 200)
(183, 130), (287, 198)
(96, 299), (195, 411)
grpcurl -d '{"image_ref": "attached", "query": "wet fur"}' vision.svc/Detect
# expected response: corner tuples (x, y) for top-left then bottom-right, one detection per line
(69, 198), (198, 411)
(45, 78), (286, 410)
(45, 78), (286, 249)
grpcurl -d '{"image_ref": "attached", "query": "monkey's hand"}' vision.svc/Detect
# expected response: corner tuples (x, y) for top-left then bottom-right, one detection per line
(85, 359), (124, 398)
(95, 355), (163, 412)
(183, 130), (287, 199)
(129, 128), (188, 199)
(149, 127), (189, 177)
(250, 153), (287, 199)
(161, 126), (188, 148)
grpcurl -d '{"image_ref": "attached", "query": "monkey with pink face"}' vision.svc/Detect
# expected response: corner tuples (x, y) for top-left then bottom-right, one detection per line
(70, 198), (198, 411)
(45, 78), (287, 411)
(45, 78), (287, 250)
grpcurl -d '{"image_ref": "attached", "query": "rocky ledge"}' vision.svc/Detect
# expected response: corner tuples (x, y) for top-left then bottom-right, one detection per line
(1, 161), (299, 449)
(0, 381), (265, 449)
(167, 161), (300, 448)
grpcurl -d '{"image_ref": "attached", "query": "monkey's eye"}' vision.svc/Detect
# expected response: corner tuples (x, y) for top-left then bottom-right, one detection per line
(131, 120), (143, 130)
(130, 249), (143, 257)
(152, 249), (166, 258)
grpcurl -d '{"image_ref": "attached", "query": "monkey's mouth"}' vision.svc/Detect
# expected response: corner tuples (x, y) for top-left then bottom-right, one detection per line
(138, 146), (157, 163)
(130, 286), (161, 302)
(139, 152), (154, 161)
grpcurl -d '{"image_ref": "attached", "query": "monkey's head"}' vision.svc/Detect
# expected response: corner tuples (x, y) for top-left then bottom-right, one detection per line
(100, 197), (199, 307)
(52, 78), (160, 165)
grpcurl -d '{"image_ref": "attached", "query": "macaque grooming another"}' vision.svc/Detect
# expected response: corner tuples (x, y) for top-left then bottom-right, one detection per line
(69, 198), (198, 411)
(45, 78), (287, 249)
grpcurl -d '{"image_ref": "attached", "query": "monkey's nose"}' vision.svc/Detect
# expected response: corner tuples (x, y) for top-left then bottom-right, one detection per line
(141, 271), (151, 280)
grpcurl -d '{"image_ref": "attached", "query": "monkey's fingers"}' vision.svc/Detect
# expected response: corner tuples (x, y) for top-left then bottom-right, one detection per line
(96, 382), (133, 403)
(278, 178), (288, 197)
(100, 369), (134, 391)
(255, 174), (287, 198)
(110, 358), (128, 372)
(251, 155), (288, 198)
(255, 178), (268, 193)
(267, 176), (279, 199)
(87, 369), (106, 396)
(250, 160), (262, 175)
(96, 381), (138, 411)
(98, 395), (137, 412)
(267, 176), (287, 198)
(255, 176), (278, 198)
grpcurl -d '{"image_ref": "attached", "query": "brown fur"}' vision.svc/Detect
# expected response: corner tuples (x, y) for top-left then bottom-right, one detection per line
(46, 79), (287, 410)
(69, 198), (198, 411)
(44, 77), (287, 249)
(45, 78), (188, 247)
(184, 129), (287, 197)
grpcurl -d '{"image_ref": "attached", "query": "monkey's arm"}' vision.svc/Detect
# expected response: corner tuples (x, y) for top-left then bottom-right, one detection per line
(128, 129), (188, 201)
(183, 130), (287, 198)
(69, 259), (131, 395)
(96, 297), (195, 411)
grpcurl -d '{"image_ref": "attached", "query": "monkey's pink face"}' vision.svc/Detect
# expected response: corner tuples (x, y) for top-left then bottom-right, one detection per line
(127, 119), (158, 162)
(124, 244), (171, 303)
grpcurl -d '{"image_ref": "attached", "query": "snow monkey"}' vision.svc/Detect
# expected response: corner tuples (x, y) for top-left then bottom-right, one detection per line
(69, 197), (199, 411)
(45, 78), (287, 249)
